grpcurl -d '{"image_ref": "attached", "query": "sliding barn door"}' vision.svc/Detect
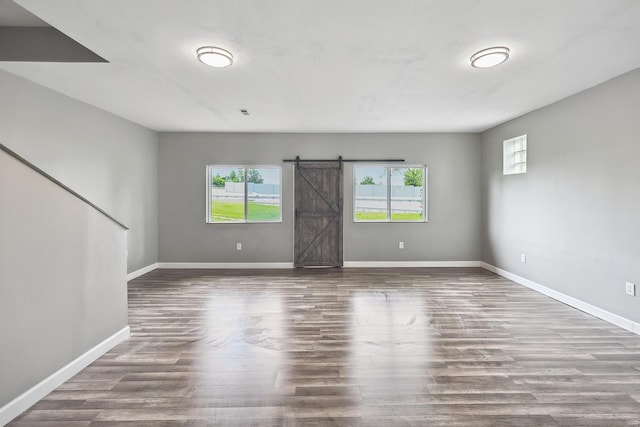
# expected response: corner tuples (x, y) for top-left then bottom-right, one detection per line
(294, 162), (343, 267)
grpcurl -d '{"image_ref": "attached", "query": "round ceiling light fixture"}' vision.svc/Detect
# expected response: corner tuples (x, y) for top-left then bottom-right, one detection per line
(470, 46), (510, 68)
(197, 46), (234, 68)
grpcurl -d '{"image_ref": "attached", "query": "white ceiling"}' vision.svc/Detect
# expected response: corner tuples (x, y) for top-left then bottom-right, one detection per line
(2, 0), (640, 133)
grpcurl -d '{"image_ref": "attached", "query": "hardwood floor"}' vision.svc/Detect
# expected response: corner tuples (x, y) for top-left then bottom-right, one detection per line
(10, 268), (640, 426)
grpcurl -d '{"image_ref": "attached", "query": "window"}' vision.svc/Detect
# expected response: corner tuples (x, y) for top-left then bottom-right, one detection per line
(503, 134), (527, 175)
(206, 166), (281, 223)
(354, 165), (427, 222)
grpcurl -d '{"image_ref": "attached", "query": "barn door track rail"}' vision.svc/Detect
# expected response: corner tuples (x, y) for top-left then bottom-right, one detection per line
(284, 155), (405, 168)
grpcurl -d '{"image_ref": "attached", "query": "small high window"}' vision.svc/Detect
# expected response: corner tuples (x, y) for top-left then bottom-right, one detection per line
(503, 134), (527, 175)
(354, 165), (427, 222)
(206, 166), (281, 223)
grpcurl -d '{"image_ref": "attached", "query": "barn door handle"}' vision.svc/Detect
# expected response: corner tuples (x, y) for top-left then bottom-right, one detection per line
(295, 207), (298, 220)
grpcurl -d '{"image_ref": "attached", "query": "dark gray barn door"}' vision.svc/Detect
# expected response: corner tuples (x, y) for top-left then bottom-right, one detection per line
(294, 162), (343, 267)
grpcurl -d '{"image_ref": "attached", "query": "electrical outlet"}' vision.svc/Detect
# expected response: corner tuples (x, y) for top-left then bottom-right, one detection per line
(399, 241), (404, 249)
(626, 282), (636, 296)
(520, 253), (526, 263)
(236, 242), (242, 251)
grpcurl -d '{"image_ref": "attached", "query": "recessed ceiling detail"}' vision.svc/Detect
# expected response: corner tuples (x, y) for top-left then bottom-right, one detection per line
(0, 0), (47, 26)
(0, 27), (107, 62)
(470, 46), (510, 68)
(0, 0), (106, 63)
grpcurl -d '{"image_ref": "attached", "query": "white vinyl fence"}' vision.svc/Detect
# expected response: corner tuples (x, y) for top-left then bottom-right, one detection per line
(212, 182), (280, 206)
(355, 184), (422, 214)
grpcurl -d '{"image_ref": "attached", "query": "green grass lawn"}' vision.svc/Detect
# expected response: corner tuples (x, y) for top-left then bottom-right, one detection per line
(211, 201), (280, 222)
(355, 212), (423, 221)
(212, 202), (420, 222)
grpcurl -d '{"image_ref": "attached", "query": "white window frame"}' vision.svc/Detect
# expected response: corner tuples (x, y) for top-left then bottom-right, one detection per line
(503, 134), (527, 175)
(206, 165), (282, 224)
(353, 164), (428, 223)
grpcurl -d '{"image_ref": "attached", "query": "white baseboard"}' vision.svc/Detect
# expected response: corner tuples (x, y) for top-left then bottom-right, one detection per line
(0, 326), (130, 426)
(343, 261), (482, 268)
(127, 262), (159, 281)
(480, 262), (640, 336)
(157, 261), (482, 270)
(158, 262), (295, 269)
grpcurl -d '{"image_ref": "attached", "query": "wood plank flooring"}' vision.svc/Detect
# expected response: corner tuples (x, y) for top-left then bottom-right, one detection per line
(9, 268), (640, 426)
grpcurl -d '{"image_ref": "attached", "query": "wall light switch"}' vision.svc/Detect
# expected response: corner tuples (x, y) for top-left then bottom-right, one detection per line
(236, 242), (242, 251)
(399, 241), (404, 249)
(520, 253), (526, 263)
(626, 282), (636, 296)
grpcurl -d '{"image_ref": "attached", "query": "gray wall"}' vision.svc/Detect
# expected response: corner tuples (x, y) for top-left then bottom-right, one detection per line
(0, 150), (128, 407)
(159, 133), (482, 263)
(481, 68), (640, 323)
(0, 70), (158, 272)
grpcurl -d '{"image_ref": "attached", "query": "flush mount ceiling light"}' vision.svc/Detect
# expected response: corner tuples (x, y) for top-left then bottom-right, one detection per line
(197, 46), (233, 68)
(470, 46), (510, 68)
